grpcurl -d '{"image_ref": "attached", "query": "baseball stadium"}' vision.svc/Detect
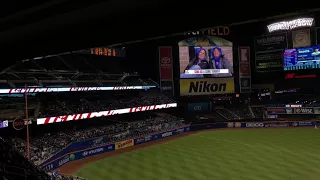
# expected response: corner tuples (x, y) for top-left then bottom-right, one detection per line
(1, 5), (320, 180)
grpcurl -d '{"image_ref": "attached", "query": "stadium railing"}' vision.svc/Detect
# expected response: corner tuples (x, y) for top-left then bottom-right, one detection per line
(0, 163), (27, 180)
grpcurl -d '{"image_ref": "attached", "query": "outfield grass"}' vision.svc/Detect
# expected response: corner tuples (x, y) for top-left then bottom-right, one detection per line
(75, 128), (320, 180)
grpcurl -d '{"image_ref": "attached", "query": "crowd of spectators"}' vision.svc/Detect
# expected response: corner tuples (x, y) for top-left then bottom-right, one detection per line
(39, 90), (175, 118)
(12, 113), (186, 166)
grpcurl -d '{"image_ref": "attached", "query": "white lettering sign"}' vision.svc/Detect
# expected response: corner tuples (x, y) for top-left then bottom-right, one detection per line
(88, 148), (104, 155)
(144, 136), (152, 141)
(162, 86), (172, 90)
(246, 123), (264, 128)
(298, 121), (313, 126)
(93, 137), (104, 146)
(267, 18), (314, 33)
(162, 132), (173, 138)
(58, 156), (70, 166)
(193, 106), (201, 111)
(176, 128), (184, 133)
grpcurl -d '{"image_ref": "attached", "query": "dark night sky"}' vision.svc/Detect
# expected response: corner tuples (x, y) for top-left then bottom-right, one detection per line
(0, 2), (315, 60)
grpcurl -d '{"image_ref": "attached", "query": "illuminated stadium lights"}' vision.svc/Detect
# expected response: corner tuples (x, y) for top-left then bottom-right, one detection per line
(267, 18), (314, 32)
(37, 103), (177, 125)
(0, 86), (156, 94)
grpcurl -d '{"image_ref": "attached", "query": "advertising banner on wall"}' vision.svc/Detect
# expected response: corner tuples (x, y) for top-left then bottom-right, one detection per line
(180, 78), (234, 96)
(158, 46), (173, 81)
(254, 33), (288, 52)
(294, 108), (314, 114)
(226, 121), (314, 128)
(255, 50), (283, 72)
(183, 27), (231, 37)
(187, 103), (210, 112)
(160, 81), (174, 96)
(292, 29), (311, 48)
(254, 33), (287, 72)
(37, 103), (177, 125)
(41, 144), (115, 171)
(159, 46), (174, 96)
(238, 46), (251, 93)
(115, 139), (134, 150)
(266, 107), (320, 114)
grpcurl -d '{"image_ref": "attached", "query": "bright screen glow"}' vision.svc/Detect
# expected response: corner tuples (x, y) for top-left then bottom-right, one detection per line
(0, 120), (8, 128)
(0, 86), (156, 94)
(179, 46), (233, 78)
(283, 46), (320, 71)
(37, 103), (177, 125)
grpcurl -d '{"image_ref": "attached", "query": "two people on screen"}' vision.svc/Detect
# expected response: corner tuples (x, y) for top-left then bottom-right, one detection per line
(180, 46), (232, 78)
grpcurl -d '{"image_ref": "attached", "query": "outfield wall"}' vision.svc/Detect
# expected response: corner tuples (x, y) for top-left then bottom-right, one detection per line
(40, 120), (317, 171)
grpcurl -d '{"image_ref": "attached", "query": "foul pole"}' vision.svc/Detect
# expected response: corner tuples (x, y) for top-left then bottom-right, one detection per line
(25, 84), (30, 160)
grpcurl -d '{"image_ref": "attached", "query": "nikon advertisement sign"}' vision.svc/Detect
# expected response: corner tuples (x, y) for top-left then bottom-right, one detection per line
(180, 78), (234, 96)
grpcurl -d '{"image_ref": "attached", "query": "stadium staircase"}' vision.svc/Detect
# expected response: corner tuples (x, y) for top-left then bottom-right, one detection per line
(226, 109), (240, 119)
(248, 106), (255, 118)
(214, 109), (230, 121)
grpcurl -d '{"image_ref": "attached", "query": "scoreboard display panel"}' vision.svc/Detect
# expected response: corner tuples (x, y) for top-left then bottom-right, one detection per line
(90, 47), (126, 58)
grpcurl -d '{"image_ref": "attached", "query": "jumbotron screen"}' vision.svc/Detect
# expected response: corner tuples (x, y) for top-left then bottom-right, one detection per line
(284, 46), (320, 71)
(179, 46), (233, 78)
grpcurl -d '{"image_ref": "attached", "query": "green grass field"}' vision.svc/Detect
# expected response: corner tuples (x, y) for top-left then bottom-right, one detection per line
(75, 128), (320, 180)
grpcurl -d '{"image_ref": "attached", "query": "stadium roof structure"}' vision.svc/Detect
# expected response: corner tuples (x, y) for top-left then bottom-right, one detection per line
(0, 2), (317, 60)
(0, 52), (146, 88)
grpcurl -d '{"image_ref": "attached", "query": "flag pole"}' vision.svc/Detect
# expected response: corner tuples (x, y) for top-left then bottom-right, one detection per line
(25, 84), (30, 161)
